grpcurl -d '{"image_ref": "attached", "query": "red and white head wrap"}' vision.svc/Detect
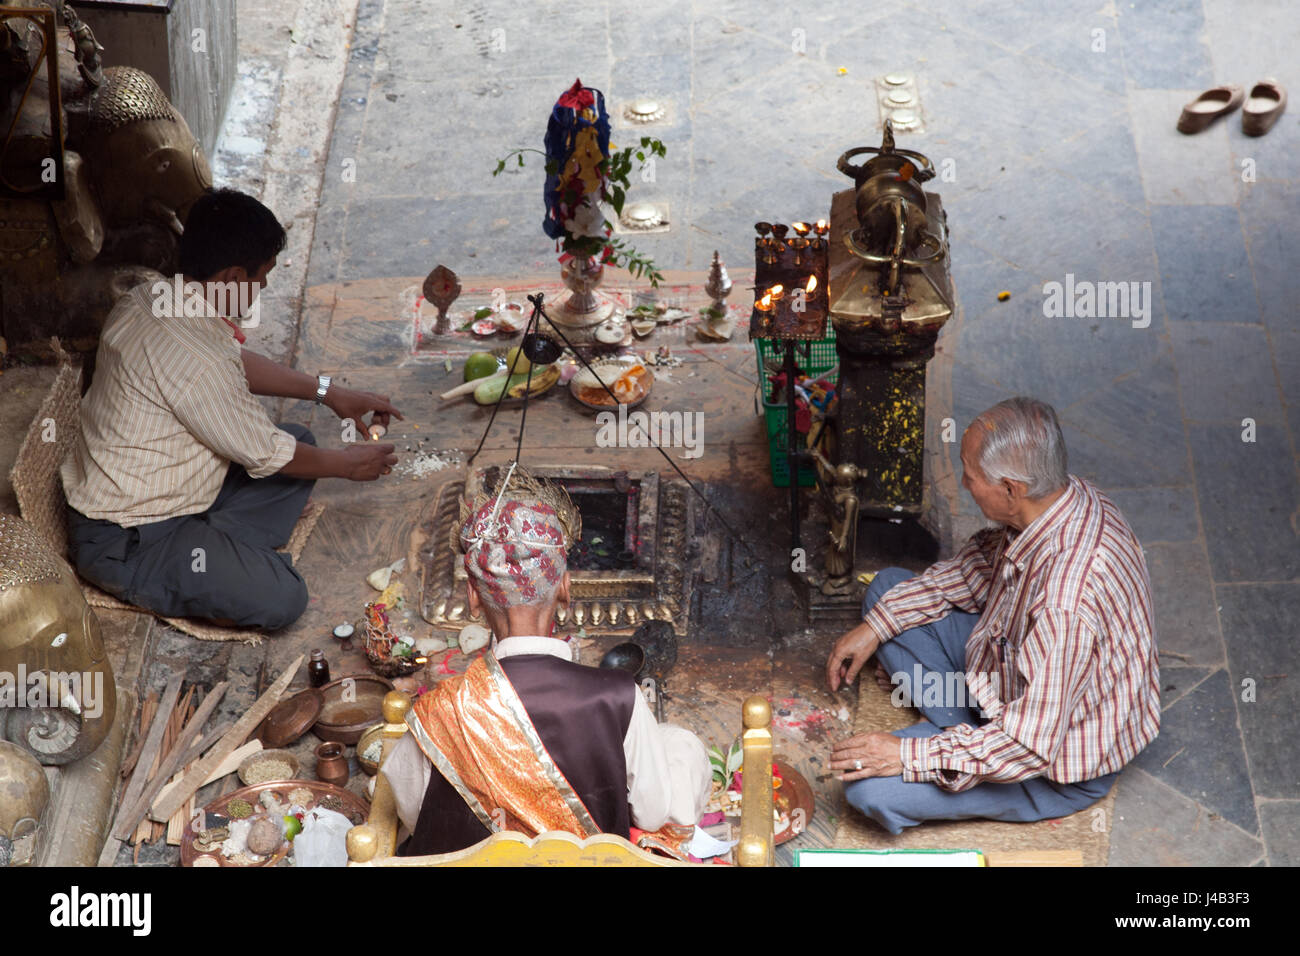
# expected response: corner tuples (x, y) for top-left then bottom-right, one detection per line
(459, 476), (570, 610)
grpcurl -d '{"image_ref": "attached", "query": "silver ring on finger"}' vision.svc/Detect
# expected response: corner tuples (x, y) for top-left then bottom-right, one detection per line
(854, 759), (863, 771)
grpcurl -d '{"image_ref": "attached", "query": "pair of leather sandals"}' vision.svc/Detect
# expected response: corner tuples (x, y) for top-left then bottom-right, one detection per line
(1178, 80), (1287, 135)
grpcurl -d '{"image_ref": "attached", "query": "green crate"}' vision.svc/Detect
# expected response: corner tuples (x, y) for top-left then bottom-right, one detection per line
(755, 330), (838, 487)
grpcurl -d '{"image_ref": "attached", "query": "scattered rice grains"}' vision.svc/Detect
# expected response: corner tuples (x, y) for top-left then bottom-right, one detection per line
(398, 447), (461, 479)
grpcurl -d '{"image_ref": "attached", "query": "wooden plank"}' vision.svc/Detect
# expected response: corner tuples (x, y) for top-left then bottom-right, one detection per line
(984, 850), (1085, 867)
(147, 688), (192, 843)
(152, 738), (262, 809)
(119, 690), (158, 780)
(149, 656), (302, 823)
(106, 673), (182, 843)
(174, 719), (234, 772)
(113, 681), (228, 836)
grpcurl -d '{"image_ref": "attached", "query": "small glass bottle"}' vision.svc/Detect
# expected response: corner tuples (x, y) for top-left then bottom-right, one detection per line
(308, 649), (331, 688)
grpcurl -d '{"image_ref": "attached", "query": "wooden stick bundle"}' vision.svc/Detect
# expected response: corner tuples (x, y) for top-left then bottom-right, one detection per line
(116, 681), (229, 840)
(150, 656), (302, 824)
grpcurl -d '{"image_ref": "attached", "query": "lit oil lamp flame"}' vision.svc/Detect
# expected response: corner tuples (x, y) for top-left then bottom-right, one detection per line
(806, 275), (817, 293)
(768, 284), (784, 299)
(814, 219), (828, 235)
(791, 221), (810, 236)
(757, 293), (773, 311)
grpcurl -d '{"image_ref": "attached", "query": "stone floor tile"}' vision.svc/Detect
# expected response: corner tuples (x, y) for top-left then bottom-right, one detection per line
(1187, 424), (1300, 582)
(1117, 0), (1214, 90)
(1129, 91), (1237, 205)
(1171, 321), (1286, 425)
(1259, 800), (1300, 866)
(337, 194), (558, 280)
(1109, 767), (1263, 866)
(1030, 118), (1147, 209)
(1217, 582), (1300, 799)
(1053, 350), (1190, 487)
(1132, 668), (1259, 834)
(1240, 180), (1300, 333)
(1105, 486), (1201, 543)
(1144, 543), (1226, 668)
(1151, 205), (1258, 324)
(1020, 18), (1127, 95)
(1157, 665), (1215, 711)
(1266, 323), (1300, 445)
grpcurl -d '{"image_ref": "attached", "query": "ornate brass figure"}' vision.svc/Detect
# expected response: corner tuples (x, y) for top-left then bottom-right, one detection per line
(0, 513), (117, 765)
(422, 264), (461, 336)
(0, 2), (212, 351)
(0, 740), (48, 865)
(814, 121), (955, 584)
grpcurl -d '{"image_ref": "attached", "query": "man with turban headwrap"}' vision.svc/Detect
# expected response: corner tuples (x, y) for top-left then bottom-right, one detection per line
(381, 465), (711, 856)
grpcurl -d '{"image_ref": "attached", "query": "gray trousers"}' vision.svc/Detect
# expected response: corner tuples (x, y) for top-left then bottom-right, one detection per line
(844, 566), (1118, 834)
(67, 423), (315, 630)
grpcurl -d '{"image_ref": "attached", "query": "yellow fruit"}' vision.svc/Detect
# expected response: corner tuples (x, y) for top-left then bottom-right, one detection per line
(504, 347), (533, 375)
(506, 362), (561, 399)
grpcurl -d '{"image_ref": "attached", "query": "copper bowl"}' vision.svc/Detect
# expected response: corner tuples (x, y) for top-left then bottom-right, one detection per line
(312, 674), (394, 744)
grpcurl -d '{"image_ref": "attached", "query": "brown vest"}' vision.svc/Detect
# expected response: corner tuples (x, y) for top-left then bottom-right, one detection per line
(400, 654), (636, 856)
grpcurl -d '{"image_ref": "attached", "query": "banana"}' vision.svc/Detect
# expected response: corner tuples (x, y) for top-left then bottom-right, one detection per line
(507, 362), (561, 399)
(473, 363), (561, 404)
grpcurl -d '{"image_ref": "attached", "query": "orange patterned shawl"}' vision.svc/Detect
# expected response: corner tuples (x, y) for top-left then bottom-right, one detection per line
(406, 653), (599, 839)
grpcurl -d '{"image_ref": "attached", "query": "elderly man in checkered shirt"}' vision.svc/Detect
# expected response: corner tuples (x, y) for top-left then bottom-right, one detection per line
(825, 397), (1161, 833)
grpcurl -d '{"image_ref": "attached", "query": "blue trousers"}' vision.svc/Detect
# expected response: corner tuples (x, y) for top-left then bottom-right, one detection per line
(843, 567), (1118, 834)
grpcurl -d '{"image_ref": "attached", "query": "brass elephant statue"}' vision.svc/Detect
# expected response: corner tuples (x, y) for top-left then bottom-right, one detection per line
(0, 0), (212, 354)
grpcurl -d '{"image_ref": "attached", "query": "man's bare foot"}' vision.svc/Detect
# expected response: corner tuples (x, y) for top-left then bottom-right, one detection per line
(875, 660), (893, 691)
(876, 660), (915, 707)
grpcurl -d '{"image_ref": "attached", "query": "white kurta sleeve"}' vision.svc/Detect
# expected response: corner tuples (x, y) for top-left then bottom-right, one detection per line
(379, 733), (431, 842)
(624, 689), (712, 831)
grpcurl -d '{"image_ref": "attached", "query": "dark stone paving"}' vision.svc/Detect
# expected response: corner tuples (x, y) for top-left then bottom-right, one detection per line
(1217, 583), (1300, 801)
(1133, 668), (1259, 834)
(300, 0), (1298, 864)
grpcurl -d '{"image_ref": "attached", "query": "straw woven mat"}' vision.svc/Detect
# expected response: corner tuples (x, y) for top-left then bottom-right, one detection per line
(9, 348), (323, 646)
(833, 675), (1116, 866)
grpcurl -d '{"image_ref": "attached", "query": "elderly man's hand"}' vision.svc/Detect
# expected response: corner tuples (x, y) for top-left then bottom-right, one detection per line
(829, 731), (903, 781)
(825, 619), (881, 692)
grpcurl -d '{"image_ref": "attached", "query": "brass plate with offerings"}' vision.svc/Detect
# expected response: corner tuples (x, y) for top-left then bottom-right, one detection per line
(181, 781), (369, 867)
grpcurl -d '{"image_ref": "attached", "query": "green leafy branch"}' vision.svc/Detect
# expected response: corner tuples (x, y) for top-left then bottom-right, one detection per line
(606, 237), (663, 286)
(604, 136), (668, 218)
(708, 737), (744, 787)
(490, 136), (668, 286)
(491, 147), (547, 177)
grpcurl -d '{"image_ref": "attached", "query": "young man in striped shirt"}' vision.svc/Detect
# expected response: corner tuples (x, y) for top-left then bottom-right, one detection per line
(62, 189), (403, 630)
(825, 397), (1161, 832)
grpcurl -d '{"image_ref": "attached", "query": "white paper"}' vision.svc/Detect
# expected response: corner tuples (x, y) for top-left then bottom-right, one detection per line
(686, 825), (737, 860)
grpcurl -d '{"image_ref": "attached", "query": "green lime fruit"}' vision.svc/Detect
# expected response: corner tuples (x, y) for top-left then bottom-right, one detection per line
(464, 352), (500, 382)
(283, 815), (302, 841)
